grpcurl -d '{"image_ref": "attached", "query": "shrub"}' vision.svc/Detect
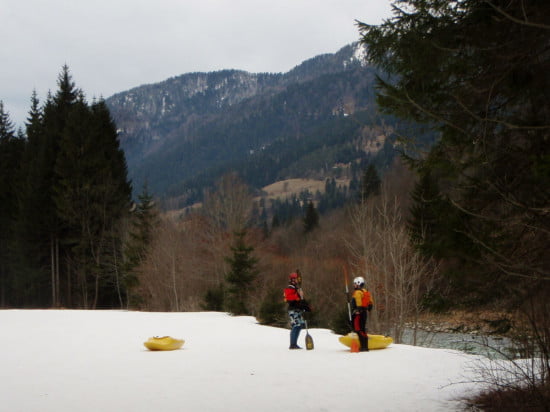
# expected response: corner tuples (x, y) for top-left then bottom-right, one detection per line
(202, 284), (224, 311)
(257, 289), (286, 327)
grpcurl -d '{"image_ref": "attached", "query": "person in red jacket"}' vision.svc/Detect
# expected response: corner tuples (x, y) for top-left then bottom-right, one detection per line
(351, 276), (373, 352)
(284, 272), (305, 349)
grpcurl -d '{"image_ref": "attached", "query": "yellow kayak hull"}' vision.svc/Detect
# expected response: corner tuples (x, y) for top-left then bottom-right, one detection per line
(144, 336), (184, 351)
(338, 332), (393, 350)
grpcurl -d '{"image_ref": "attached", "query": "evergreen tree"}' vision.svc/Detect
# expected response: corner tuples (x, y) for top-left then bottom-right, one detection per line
(224, 230), (259, 315)
(359, 164), (380, 202)
(124, 184), (158, 306)
(359, 0), (550, 292)
(407, 170), (474, 262)
(257, 288), (287, 326)
(0, 101), (15, 138)
(54, 95), (132, 308)
(9, 66), (131, 308)
(202, 284), (225, 311)
(0, 102), (24, 306)
(31, 67), (80, 307)
(348, 174), (359, 201)
(25, 90), (43, 140)
(11, 91), (51, 307)
(271, 214), (281, 230)
(303, 201), (319, 233)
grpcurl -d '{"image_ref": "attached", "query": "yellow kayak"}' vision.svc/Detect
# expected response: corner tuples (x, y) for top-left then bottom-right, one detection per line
(144, 336), (184, 351)
(338, 332), (393, 350)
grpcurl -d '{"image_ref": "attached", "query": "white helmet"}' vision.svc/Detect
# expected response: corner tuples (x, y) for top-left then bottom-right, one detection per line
(353, 276), (365, 287)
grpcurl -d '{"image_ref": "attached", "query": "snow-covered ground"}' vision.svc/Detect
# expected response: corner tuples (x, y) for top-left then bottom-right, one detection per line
(0, 310), (488, 411)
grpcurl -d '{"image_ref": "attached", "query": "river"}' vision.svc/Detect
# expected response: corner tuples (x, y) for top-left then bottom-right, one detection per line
(400, 328), (517, 359)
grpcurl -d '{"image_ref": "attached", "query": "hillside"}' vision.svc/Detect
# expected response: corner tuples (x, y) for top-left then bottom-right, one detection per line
(260, 178), (349, 201)
(105, 43), (421, 209)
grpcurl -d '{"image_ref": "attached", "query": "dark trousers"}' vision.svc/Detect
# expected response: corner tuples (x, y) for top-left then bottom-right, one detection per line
(352, 309), (368, 351)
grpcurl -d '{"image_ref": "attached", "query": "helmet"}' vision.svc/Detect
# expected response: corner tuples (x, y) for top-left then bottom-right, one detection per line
(353, 276), (365, 287)
(289, 273), (299, 281)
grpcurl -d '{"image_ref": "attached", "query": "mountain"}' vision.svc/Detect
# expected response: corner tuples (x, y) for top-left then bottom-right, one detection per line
(105, 43), (405, 208)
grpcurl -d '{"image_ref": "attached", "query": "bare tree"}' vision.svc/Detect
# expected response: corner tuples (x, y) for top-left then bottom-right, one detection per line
(346, 185), (440, 342)
(202, 172), (253, 234)
(200, 173), (254, 284)
(137, 173), (256, 311)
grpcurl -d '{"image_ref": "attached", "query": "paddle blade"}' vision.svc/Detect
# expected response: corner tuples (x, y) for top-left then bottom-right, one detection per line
(305, 332), (314, 350)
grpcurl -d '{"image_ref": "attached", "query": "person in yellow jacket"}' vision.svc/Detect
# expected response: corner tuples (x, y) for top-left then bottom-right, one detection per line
(351, 276), (373, 352)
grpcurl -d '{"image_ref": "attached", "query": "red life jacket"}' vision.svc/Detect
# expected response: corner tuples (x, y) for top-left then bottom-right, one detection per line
(284, 285), (301, 302)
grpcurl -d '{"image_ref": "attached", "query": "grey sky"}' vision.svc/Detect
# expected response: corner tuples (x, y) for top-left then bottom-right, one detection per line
(1, 0), (393, 129)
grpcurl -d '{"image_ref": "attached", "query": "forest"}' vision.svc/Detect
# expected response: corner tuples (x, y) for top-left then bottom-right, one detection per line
(0, 67), (132, 309)
(0, 1), (548, 409)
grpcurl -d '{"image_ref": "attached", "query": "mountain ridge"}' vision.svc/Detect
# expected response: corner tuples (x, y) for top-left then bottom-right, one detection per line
(105, 43), (400, 208)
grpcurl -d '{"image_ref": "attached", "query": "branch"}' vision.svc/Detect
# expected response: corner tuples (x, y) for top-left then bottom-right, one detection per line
(452, 93), (550, 131)
(486, 180), (550, 216)
(484, 1), (550, 30)
(453, 227), (549, 279)
(400, 88), (468, 134)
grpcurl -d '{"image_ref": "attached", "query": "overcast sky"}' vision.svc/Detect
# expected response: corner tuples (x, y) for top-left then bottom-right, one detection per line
(1, 0), (393, 129)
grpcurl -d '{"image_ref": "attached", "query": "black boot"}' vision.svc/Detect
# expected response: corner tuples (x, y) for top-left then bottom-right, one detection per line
(359, 333), (369, 352)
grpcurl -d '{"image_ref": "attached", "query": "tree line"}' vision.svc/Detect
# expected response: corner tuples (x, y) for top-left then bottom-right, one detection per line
(0, 64), (390, 313)
(0, 66), (135, 308)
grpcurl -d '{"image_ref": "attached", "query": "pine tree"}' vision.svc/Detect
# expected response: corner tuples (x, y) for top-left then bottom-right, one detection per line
(407, 170), (474, 261)
(359, 164), (380, 202)
(224, 230), (259, 315)
(11, 66), (132, 308)
(271, 214), (280, 229)
(123, 184), (158, 306)
(359, 0), (550, 288)
(36, 66), (80, 307)
(11, 91), (52, 307)
(54, 95), (132, 308)
(0, 102), (24, 306)
(258, 288), (286, 326)
(0, 101), (15, 138)
(303, 201), (319, 233)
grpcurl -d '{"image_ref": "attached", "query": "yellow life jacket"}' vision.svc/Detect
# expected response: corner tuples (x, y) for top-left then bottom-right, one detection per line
(352, 288), (373, 308)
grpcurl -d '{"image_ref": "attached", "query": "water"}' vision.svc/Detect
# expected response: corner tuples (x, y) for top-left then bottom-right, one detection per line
(401, 328), (517, 359)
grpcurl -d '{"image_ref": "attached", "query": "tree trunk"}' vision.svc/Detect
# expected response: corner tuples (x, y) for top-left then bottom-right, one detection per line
(171, 255), (179, 311)
(51, 236), (56, 307)
(55, 238), (60, 307)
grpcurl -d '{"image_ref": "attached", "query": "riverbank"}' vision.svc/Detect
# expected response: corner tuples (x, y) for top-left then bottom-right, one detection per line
(407, 309), (515, 336)
(403, 309), (518, 358)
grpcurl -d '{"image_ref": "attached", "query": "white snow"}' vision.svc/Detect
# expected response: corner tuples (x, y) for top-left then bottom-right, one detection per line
(0, 310), (487, 411)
